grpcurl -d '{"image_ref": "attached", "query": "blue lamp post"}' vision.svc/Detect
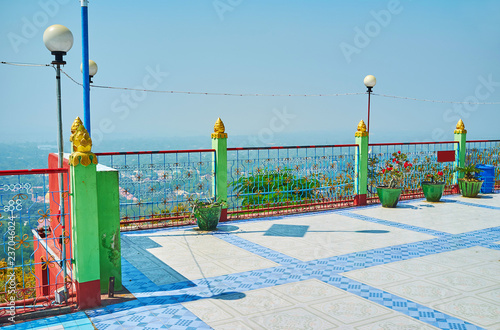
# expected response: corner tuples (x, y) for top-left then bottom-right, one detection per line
(81, 0), (91, 136)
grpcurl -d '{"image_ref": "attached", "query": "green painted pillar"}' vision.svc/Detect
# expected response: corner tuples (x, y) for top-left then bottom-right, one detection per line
(454, 119), (467, 182)
(96, 167), (122, 293)
(69, 123), (101, 309)
(211, 118), (228, 221)
(354, 120), (369, 205)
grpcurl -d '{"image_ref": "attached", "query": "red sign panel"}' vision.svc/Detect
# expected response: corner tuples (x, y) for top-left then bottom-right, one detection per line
(437, 150), (456, 162)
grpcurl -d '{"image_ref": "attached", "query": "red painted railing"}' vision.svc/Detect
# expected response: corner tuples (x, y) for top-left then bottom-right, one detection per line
(91, 139), (499, 230)
(96, 149), (216, 231)
(367, 141), (459, 202)
(227, 144), (359, 220)
(0, 167), (75, 322)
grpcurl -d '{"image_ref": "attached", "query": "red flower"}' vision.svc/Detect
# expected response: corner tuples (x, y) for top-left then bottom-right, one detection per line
(392, 158), (396, 163)
(398, 151), (401, 154)
(438, 171), (443, 176)
(386, 167), (392, 171)
(404, 161), (409, 168)
(382, 169), (386, 174)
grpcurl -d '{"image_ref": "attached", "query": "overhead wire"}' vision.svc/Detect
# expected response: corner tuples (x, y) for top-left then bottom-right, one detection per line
(1, 61), (51, 67)
(372, 93), (500, 105)
(2, 61), (500, 104)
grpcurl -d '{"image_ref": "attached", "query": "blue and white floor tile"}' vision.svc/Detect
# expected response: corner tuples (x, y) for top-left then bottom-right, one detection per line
(9, 194), (500, 329)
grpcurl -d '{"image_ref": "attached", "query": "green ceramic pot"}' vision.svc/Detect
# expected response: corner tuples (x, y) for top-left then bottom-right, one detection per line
(193, 204), (221, 231)
(376, 186), (402, 208)
(458, 179), (483, 198)
(421, 182), (445, 202)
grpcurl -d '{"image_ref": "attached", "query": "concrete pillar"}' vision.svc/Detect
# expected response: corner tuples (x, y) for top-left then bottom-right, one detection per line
(211, 118), (228, 221)
(69, 122), (101, 309)
(453, 119), (467, 190)
(96, 166), (122, 293)
(354, 120), (369, 205)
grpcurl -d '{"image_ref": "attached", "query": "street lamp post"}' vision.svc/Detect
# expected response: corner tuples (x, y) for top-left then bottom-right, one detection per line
(363, 75), (377, 133)
(43, 24), (73, 302)
(80, 60), (98, 83)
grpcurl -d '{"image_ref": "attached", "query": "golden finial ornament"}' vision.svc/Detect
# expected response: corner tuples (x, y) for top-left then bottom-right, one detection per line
(69, 124), (98, 167)
(355, 120), (368, 137)
(70, 117), (84, 151)
(71, 117), (83, 134)
(454, 119), (467, 134)
(211, 117), (228, 138)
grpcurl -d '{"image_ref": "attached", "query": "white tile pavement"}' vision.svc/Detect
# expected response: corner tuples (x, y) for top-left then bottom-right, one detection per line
(183, 279), (441, 329)
(351, 196), (500, 234)
(342, 247), (500, 328)
(9, 193), (500, 329)
(232, 213), (436, 261)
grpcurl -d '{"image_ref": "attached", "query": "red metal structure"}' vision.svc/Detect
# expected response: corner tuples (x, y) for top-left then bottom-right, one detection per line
(0, 165), (75, 321)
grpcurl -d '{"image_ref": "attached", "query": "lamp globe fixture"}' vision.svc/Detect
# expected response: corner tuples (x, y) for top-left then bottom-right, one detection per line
(363, 75), (377, 89)
(81, 60), (98, 82)
(43, 24), (73, 64)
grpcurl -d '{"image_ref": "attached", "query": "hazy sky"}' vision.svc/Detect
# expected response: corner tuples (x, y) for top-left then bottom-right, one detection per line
(1, 0), (499, 150)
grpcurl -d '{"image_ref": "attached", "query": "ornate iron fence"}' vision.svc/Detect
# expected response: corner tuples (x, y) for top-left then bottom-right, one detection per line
(227, 145), (358, 219)
(96, 150), (215, 231)
(0, 168), (74, 323)
(94, 139), (498, 230)
(367, 142), (459, 201)
(466, 140), (500, 187)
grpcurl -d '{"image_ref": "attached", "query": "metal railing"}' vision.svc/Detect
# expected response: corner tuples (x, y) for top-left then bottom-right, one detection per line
(368, 142), (459, 201)
(93, 139), (500, 230)
(0, 168), (74, 322)
(227, 144), (358, 219)
(466, 140), (500, 187)
(96, 149), (215, 231)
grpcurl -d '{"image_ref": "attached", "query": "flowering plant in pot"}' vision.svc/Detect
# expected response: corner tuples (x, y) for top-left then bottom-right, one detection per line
(456, 164), (483, 198)
(189, 196), (227, 231)
(421, 170), (445, 202)
(377, 151), (413, 208)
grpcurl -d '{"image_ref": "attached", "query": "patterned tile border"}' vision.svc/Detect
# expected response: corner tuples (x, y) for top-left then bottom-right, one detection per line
(4, 312), (95, 330)
(442, 198), (500, 210)
(213, 231), (303, 266)
(339, 210), (451, 237)
(319, 275), (486, 330)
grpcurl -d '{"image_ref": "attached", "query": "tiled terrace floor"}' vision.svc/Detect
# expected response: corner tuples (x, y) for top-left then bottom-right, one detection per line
(8, 193), (500, 329)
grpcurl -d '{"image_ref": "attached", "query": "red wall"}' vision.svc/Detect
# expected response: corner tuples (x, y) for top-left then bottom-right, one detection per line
(34, 154), (72, 300)
(47, 153), (71, 261)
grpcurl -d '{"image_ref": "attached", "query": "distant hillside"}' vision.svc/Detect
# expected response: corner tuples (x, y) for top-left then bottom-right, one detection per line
(0, 142), (60, 170)
(0, 132), (358, 171)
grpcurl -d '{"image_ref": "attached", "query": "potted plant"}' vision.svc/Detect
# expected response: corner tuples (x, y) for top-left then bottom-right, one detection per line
(189, 197), (226, 231)
(421, 170), (445, 202)
(456, 165), (483, 198)
(376, 151), (413, 208)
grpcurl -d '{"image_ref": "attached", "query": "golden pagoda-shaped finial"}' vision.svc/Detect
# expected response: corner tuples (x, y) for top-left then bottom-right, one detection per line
(69, 124), (98, 167)
(454, 119), (467, 134)
(71, 117), (83, 134)
(70, 117), (84, 151)
(355, 120), (368, 137)
(211, 117), (228, 138)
